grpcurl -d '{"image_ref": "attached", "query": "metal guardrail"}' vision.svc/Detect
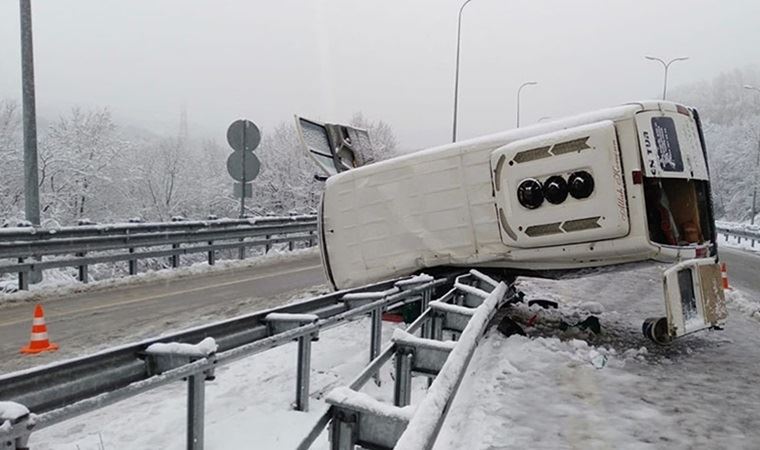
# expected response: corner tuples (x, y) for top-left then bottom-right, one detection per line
(717, 225), (760, 248)
(0, 275), (450, 450)
(299, 270), (515, 450)
(0, 215), (318, 290)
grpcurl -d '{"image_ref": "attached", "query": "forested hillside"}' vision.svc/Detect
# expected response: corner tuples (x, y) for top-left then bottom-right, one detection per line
(671, 65), (760, 223)
(0, 105), (397, 226)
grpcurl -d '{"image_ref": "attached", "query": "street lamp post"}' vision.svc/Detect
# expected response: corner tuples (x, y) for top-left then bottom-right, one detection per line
(516, 81), (538, 128)
(644, 55), (689, 100)
(452, 0), (475, 143)
(744, 84), (760, 225)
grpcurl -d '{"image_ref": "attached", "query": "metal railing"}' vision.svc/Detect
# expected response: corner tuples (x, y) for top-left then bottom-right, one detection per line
(0, 215), (318, 290)
(0, 274), (451, 450)
(299, 270), (515, 450)
(717, 224), (760, 248)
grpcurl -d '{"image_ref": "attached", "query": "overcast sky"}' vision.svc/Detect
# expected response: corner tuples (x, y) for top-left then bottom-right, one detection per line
(1, 0), (758, 150)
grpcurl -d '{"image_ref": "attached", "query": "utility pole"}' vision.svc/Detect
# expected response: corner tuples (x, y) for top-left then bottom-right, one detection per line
(19, 0), (40, 227)
(644, 55), (689, 100)
(745, 85), (760, 225)
(752, 137), (759, 226)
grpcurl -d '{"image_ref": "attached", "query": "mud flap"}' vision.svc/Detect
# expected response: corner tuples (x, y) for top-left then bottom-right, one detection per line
(662, 258), (728, 339)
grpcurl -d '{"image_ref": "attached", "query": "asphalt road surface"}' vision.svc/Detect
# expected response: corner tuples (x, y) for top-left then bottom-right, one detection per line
(0, 253), (325, 373)
(720, 246), (760, 293)
(1, 246), (755, 375)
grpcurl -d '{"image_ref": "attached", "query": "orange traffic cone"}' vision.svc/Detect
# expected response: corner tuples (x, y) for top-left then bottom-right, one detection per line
(721, 262), (730, 290)
(20, 304), (58, 354)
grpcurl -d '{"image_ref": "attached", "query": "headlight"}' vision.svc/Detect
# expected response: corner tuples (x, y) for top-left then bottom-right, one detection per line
(517, 179), (544, 209)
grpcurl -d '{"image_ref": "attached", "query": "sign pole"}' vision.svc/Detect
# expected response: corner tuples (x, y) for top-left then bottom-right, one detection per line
(226, 119), (261, 259)
(240, 125), (246, 218)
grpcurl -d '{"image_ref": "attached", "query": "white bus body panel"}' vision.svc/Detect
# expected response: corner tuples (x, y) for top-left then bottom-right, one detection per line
(492, 120), (629, 248)
(321, 102), (709, 290)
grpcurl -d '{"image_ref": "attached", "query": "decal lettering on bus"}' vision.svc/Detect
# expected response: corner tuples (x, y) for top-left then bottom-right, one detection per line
(651, 117), (683, 172)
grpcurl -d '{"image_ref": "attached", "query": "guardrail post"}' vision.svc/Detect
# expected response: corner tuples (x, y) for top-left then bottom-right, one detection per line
(431, 312), (444, 341)
(17, 258), (29, 291)
(265, 235), (272, 253)
(309, 230), (315, 247)
(238, 240), (245, 260)
(128, 247), (137, 275)
(329, 408), (358, 450)
(76, 252), (89, 283)
(393, 349), (414, 407)
(420, 288), (432, 339)
(207, 241), (215, 266)
(370, 307), (383, 385)
(171, 244), (180, 268)
(187, 372), (205, 450)
(296, 334), (313, 412)
(370, 307), (382, 363)
(289, 238), (294, 251)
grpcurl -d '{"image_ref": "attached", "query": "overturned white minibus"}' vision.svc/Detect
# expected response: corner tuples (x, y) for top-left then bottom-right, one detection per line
(296, 101), (727, 343)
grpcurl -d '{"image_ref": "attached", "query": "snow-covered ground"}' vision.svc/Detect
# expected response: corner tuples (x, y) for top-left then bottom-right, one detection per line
(438, 265), (760, 450)
(24, 261), (760, 449)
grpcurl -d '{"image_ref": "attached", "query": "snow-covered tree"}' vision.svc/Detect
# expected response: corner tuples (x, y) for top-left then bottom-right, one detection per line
(672, 65), (760, 223)
(38, 107), (127, 222)
(251, 122), (321, 215)
(0, 100), (24, 224)
(350, 112), (399, 162)
(0, 101), (400, 225)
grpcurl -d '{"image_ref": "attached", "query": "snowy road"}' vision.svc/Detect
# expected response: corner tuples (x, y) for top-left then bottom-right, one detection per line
(0, 251), (325, 373)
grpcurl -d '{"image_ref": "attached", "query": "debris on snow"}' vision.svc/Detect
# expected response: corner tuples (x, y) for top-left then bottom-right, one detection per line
(579, 301), (605, 314)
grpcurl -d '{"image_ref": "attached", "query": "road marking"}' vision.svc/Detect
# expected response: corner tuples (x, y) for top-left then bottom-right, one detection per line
(0, 264), (323, 328)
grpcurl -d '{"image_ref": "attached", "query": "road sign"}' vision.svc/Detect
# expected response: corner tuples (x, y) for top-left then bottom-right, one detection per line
(227, 119), (261, 152)
(227, 151), (260, 182)
(233, 182), (252, 198)
(225, 119), (262, 218)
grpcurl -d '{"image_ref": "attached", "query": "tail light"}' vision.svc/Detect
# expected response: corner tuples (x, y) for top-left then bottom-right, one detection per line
(517, 179), (544, 209)
(543, 175), (569, 204)
(568, 171), (595, 199)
